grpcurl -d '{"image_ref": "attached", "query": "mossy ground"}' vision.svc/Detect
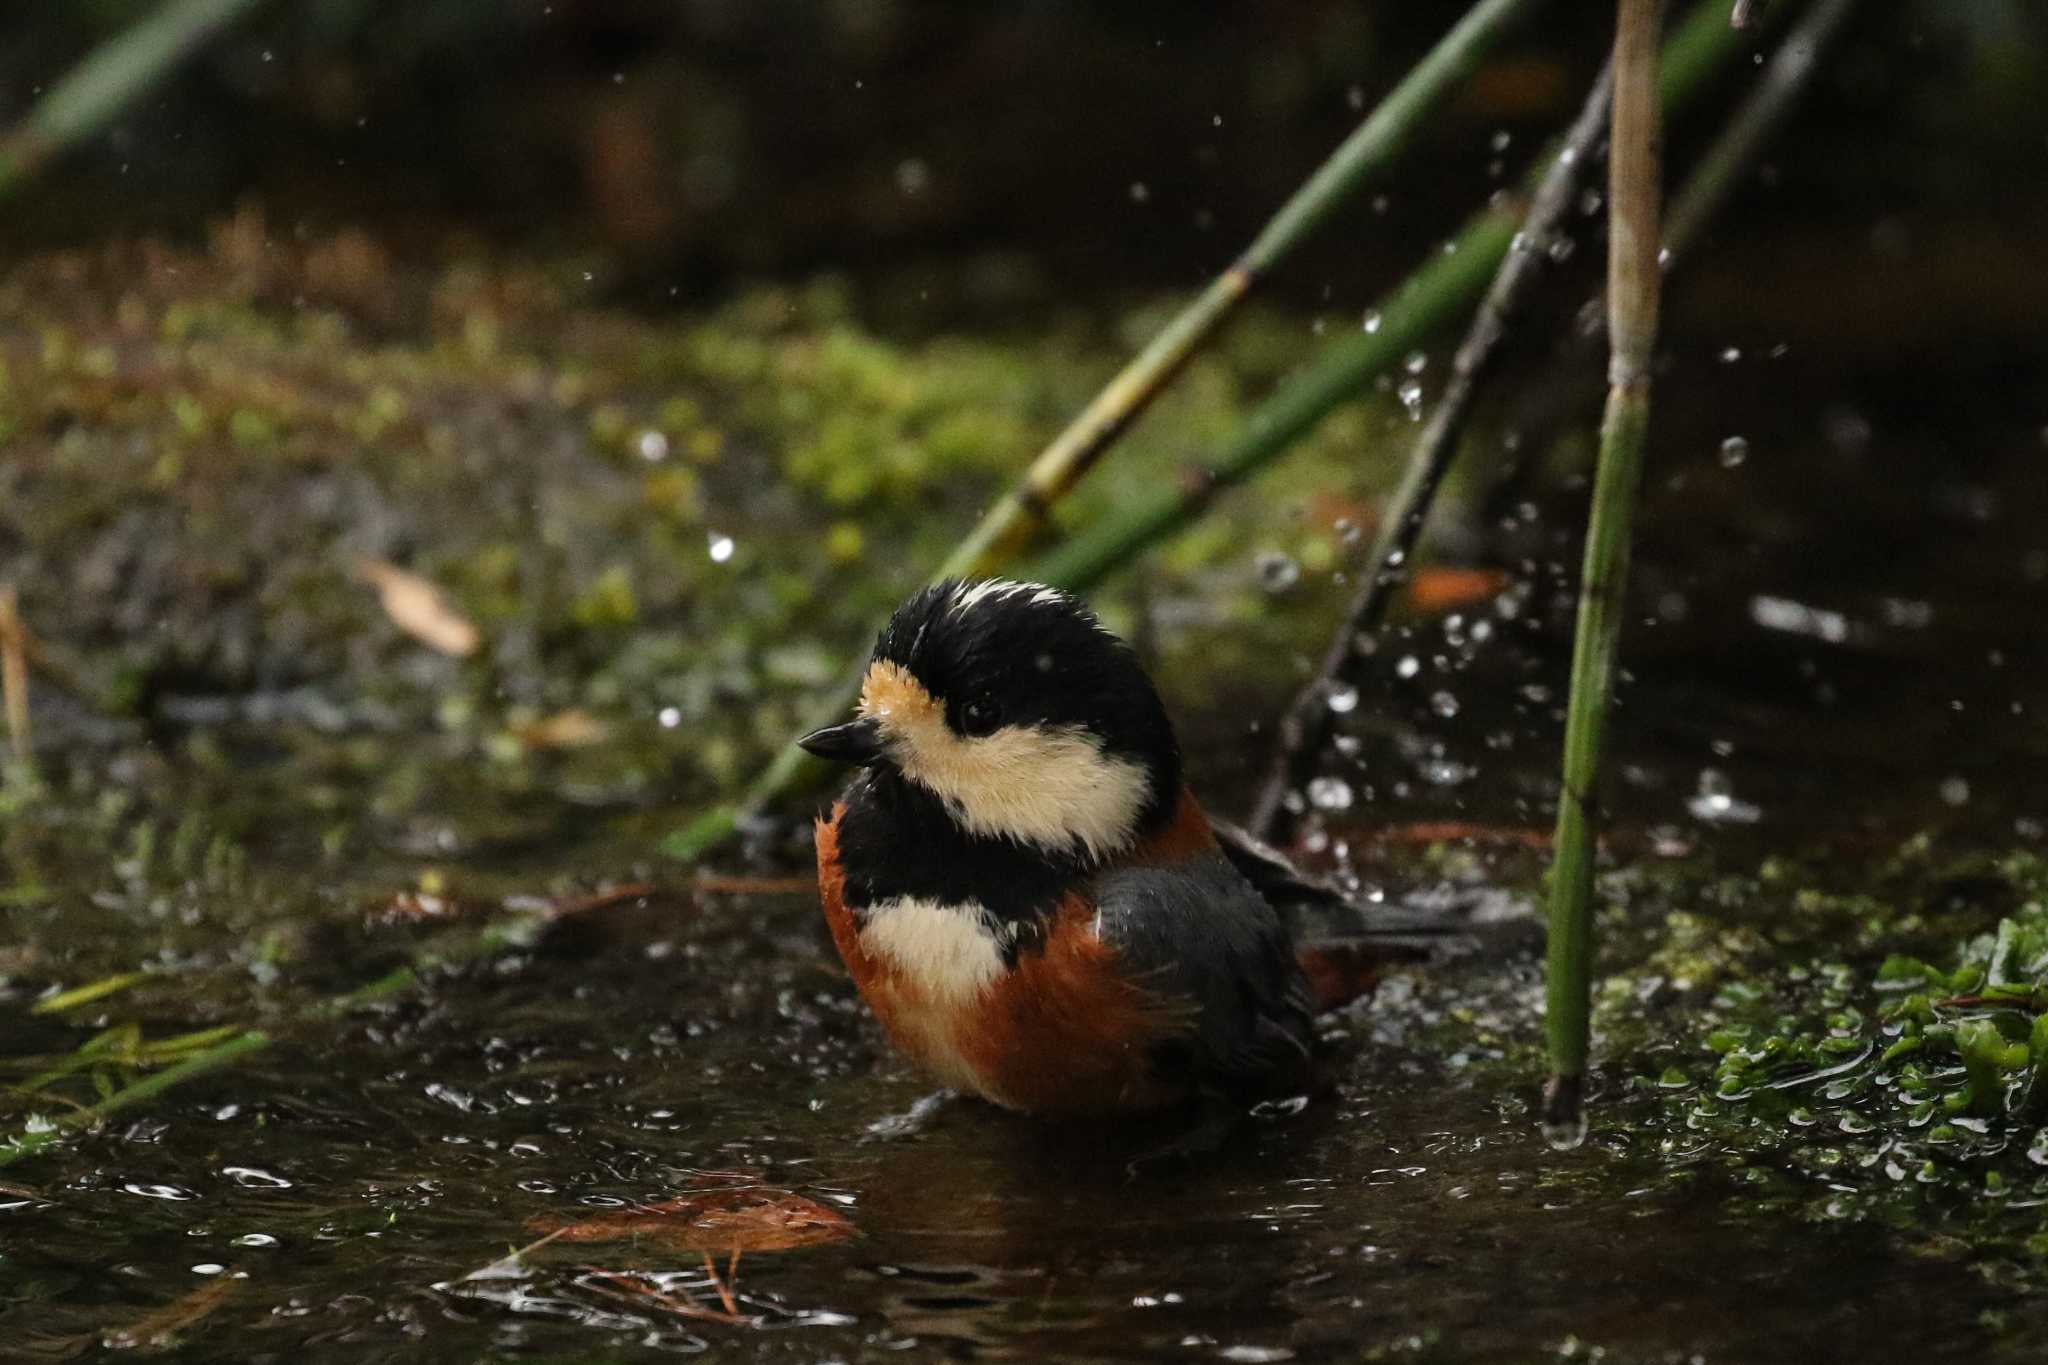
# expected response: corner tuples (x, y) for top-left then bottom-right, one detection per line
(0, 212), (1450, 867)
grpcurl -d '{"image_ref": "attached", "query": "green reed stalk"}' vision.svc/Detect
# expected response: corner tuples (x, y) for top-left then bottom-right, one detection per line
(0, 0), (271, 198)
(1541, 0), (1666, 1147)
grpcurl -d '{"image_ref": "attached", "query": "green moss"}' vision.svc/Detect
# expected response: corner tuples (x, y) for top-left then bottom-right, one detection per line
(1574, 846), (2048, 1293)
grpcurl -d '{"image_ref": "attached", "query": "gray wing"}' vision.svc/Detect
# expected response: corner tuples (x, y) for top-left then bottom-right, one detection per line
(1212, 817), (1463, 956)
(1089, 851), (1318, 1099)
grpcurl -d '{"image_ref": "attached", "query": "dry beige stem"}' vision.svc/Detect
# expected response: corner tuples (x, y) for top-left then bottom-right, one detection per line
(0, 585), (29, 764)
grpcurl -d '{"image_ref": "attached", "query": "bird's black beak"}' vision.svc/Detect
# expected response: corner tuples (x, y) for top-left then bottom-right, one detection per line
(798, 716), (885, 766)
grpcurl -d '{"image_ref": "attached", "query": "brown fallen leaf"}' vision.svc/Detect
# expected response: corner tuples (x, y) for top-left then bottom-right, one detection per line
(1405, 566), (1512, 614)
(353, 556), (481, 657)
(529, 1183), (854, 1254)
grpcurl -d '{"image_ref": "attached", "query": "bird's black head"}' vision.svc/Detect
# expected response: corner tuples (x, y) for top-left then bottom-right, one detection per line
(800, 579), (1181, 859)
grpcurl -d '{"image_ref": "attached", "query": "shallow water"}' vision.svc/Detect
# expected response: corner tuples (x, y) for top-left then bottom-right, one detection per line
(4, 787), (2044, 1363)
(6, 286), (2048, 1364)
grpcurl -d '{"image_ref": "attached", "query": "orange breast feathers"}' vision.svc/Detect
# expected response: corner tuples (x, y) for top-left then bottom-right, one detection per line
(814, 806), (1193, 1114)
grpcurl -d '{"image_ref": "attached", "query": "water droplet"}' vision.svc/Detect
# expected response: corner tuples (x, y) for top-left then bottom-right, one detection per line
(1430, 690), (1460, 719)
(122, 1183), (197, 1201)
(1394, 655), (1421, 680)
(1396, 379), (1424, 419)
(1421, 757), (1470, 787)
(895, 158), (930, 196)
(232, 1233), (278, 1248)
(1361, 309), (1382, 334)
(1254, 551), (1300, 592)
(1718, 435), (1749, 467)
(1490, 130), (1512, 152)
(635, 429), (669, 462)
(1403, 351), (1428, 375)
(1719, 346), (1742, 364)
(707, 532), (735, 564)
(1939, 776), (1970, 807)
(1542, 1112), (1589, 1150)
(658, 706), (681, 729)
(1326, 685), (1359, 714)
(223, 1166), (292, 1189)
(1128, 181), (1150, 203)
(425, 1082), (476, 1113)
(1687, 769), (1761, 824)
(193, 1263), (226, 1276)
(1307, 776), (1354, 812)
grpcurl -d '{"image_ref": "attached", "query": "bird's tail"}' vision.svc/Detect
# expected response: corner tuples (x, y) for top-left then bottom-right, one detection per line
(1214, 818), (1465, 1013)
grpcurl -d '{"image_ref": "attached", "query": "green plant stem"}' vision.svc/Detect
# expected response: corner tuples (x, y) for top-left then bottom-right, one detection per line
(29, 970), (152, 1016)
(0, 1030), (270, 1168)
(1541, 0), (1666, 1147)
(1030, 0), (1739, 595)
(663, 0), (1547, 862)
(0, 0), (271, 198)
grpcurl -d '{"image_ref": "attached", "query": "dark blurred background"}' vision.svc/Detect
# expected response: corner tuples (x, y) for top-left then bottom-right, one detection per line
(5, 1), (2039, 313)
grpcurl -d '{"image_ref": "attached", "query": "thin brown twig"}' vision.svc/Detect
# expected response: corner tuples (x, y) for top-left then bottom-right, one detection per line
(580, 1266), (759, 1327)
(0, 586), (30, 766)
(704, 1251), (739, 1317)
(1247, 62), (1619, 842)
(548, 883), (661, 916)
(691, 874), (815, 896)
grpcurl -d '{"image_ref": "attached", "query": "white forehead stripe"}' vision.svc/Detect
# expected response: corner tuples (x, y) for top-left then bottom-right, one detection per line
(946, 578), (1068, 617)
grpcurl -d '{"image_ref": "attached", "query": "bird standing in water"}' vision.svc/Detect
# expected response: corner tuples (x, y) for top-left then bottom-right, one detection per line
(801, 579), (1444, 1116)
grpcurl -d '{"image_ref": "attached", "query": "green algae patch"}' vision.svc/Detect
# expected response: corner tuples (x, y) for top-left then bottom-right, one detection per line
(1587, 847), (2048, 1297)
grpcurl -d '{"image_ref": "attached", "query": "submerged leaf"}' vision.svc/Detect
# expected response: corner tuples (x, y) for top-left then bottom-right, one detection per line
(530, 1185), (853, 1254)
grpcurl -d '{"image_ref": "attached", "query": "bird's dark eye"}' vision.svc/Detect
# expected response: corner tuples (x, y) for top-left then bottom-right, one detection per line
(960, 696), (1001, 737)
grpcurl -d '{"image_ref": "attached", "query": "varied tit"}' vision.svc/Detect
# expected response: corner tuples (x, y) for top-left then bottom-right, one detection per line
(800, 579), (1449, 1116)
